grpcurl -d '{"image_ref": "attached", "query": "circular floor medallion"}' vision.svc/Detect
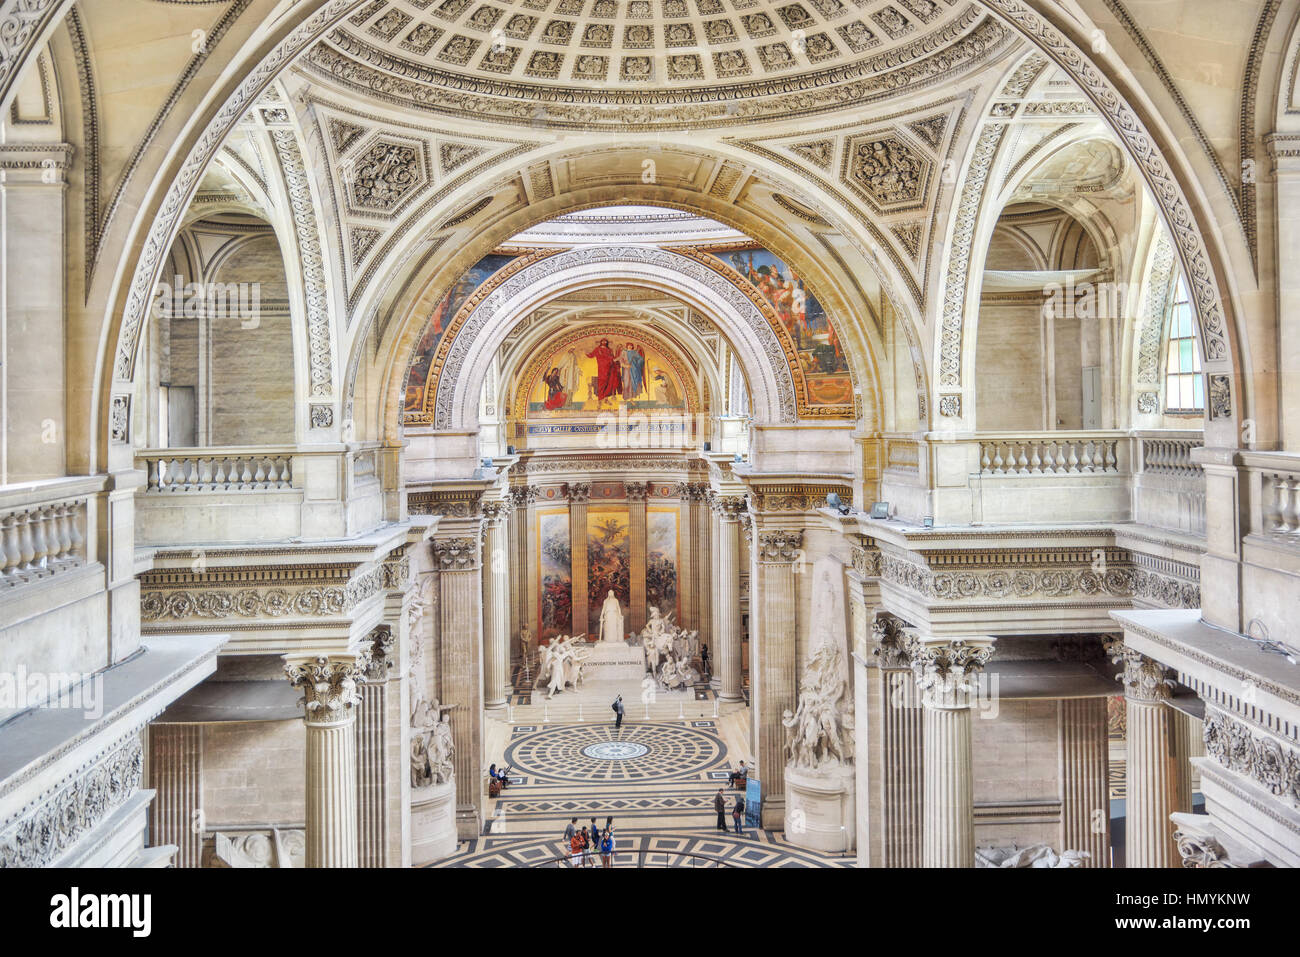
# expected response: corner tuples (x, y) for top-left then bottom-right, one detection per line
(581, 741), (650, 760)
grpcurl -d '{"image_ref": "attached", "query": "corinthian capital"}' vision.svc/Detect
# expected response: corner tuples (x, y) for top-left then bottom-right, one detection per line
(625, 481), (650, 502)
(906, 636), (994, 708)
(432, 536), (480, 571)
(870, 612), (911, 669)
(713, 495), (746, 520)
(757, 529), (803, 563)
(564, 482), (591, 503)
(482, 500), (511, 522)
(285, 652), (371, 723)
(363, 626), (396, 680)
(1104, 638), (1173, 702)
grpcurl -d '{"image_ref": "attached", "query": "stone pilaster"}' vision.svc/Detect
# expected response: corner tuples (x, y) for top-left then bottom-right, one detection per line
(752, 527), (802, 827)
(507, 486), (531, 663)
(147, 724), (203, 867)
(908, 636), (994, 868)
(482, 500), (511, 710)
(1058, 697), (1111, 867)
(627, 482), (649, 633)
(713, 496), (745, 700)
(357, 626), (396, 867)
(676, 483), (697, 631)
(566, 483), (590, 637)
(434, 535), (485, 838)
(858, 612), (924, 868)
(285, 651), (371, 868)
(1107, 639), (1179, 867)
(694, 485), (712, 655)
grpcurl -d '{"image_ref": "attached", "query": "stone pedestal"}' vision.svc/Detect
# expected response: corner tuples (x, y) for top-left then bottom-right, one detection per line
(581, 641), (647, 680)
(785, 765), (856, 853)
(411, 778), (458, 865)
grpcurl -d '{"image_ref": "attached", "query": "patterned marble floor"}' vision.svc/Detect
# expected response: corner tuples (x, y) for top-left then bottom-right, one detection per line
(430, 716), (849, 868)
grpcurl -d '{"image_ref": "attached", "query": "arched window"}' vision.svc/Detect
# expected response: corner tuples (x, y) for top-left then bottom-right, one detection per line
(1164, 275), (1203, 413)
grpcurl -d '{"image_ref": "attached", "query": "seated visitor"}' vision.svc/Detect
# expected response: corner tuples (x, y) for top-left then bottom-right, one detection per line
(728, 761), (747, 788)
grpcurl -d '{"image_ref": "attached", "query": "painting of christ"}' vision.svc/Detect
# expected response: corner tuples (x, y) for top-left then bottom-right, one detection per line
(587, 338), (621, 402)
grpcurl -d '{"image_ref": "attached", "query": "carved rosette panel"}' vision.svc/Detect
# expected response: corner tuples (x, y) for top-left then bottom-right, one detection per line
(906, 637), (993, 707)
(285, 653), (371, 723)
(141, 566), (387, 622)
(1104, 639), (1173, 702)
(0, 733), (144, 868)
(756, 529), (803, 564)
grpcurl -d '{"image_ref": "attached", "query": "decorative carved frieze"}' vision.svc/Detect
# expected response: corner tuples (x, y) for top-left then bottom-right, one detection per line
(0, 733), (143, 868)
(141, 565), (387, 622)
(850, 544), (882, 578)
(407, 489), (483, 517)
(1105, 639), (1173, 702)
(1203, 708), (1300, 810)
(750, 484), (851, 512)
(381, 551), (411, 591)
(285, 653), (371, 722)
(757, 529), (803, 563)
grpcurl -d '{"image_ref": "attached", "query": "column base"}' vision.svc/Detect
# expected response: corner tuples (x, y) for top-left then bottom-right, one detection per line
(456, 804), (483, 840)
(785, 765), (856, 853)
(761, 795), (785, 830)
(484, 700), (508, 712)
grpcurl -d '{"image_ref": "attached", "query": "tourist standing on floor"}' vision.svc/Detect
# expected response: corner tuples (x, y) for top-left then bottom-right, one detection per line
(601, 827), (615, 868)
(573, 826), (589, 867)
(564, 817), (577, 867)
(732, 794), (746, 835)
(714, 788), (727, 832)
(590, 817), (601, 856)
(612, 694), (624, 730)
(700, 644), (710, 679)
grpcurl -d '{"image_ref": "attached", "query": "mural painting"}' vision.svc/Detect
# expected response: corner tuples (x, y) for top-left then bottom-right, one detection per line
(529, 333), (689, 416)
(709, 245), (853, 406)
(403, 253), (519, 412)
(587, 507), (630, 637)
(646, 507), (679, 622)
(538, 507), (572, 640)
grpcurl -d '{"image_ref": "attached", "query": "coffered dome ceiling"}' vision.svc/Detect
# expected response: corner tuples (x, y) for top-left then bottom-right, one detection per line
(300, 0), (1017, 128)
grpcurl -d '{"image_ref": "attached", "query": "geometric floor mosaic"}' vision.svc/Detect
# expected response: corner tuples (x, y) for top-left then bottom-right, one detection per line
(425, 717), (847, 867)
(431, 828), (852, 868)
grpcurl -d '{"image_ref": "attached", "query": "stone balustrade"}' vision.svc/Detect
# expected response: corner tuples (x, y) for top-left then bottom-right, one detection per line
(1138, 433), (1204, 478)
(143, 451), (294, 492)
(0, 476), (100, 587)
(978, 433), (1121, 475)
(1259, 466), (1300, 538)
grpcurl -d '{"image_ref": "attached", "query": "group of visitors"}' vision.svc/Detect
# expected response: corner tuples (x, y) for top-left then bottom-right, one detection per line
(714, 787), (747, 835)
(487, 763), (512, 798)
(563, 816), (617, 867)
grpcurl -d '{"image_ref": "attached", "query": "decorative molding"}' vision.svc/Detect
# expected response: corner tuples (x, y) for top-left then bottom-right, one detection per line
(1208, 374), (1232, 420)
(870, 612), (911, 669)
(141, 565), (388, 622)
(1136, 234), (1175, 385)
(109, 394), (130, 444)
(938, 393), (961, 417)
(1203, 707), (1300, 811)
(407, 489), (483, 517)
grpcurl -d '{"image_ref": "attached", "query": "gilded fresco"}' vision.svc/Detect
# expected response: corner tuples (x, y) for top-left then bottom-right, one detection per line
(709, 245), (853, 407)
(646, 507), (679, 622)
(403, 253), (520, 413)
(586, 507), (630, 637)
(538, 507), (572, 640)
(528, 332), (689, 415)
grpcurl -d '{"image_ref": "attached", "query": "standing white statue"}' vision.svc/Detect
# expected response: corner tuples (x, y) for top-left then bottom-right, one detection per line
(598, 590), (625, 643)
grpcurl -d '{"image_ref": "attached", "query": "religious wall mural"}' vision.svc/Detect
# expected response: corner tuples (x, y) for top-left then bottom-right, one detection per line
(538, 507), (572, 640)
(403, 253), (520, 413)
(528, 333), (689, 415)
(708, 245), (853, 408)
(646, 507), (679, 622)
(587, 508), (630, 637)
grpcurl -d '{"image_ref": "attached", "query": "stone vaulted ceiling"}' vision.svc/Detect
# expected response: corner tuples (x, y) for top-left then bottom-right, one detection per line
(301, 0), (1016, 128)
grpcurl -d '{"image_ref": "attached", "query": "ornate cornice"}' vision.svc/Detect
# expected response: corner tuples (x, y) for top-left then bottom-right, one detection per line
(407, 489), (483, 518)
(141, 565), (387, 622)
(750, 483), (852, 512)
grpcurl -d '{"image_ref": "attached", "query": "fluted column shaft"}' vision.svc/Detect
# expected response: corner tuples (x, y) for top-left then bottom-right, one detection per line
(482, 504), (511, 710)
(753, 527), (801, 827)
(1058, 697), (1111, 867)
(147, 724), (203, 867)
(910, 637), (993, 868)
(435, 535), (485, 837)
(356, 626), (398, 868)
(695, 490), (711, 653)
(714, 500), (743, 700)
(1107, 639), (1179, 868)
(567, 484), (590, 636)
(285, 654), (369, 868)
(881, 666), (925, 866)
(628, 483), (648, 633)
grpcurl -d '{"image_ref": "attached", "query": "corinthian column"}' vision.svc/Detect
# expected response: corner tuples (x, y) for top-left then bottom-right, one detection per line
(752, 527), (802, 827)
(356, 627), (395, 867)
(434, 534), (485, 838)
(713, 496), (745, 700)
(865, 613), (924, 867)
(1107, 639), (1179, 867)
(908, 636), (994, 868)
(285, 651), (372, 868)
(627, 482), (649, 633)
(566, 483), (590, 636)
(482, 501), (511, 711)
(694, 485), (712, 654)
